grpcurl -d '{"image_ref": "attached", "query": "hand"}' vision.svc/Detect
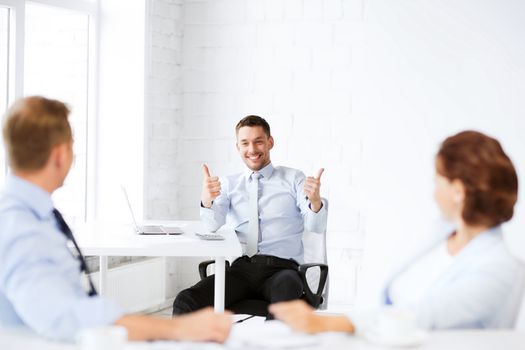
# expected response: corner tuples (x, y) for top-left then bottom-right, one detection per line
(114, 309), (233, 342)
(269, 300), (324, 333)
(304, 168), (324, 212)
(172, 307), (232, 343)
(269, 300), (354, 334)
(201, 164), (221, 208)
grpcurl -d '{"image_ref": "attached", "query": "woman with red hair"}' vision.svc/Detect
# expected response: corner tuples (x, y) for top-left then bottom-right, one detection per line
(271, 130), (524, 334)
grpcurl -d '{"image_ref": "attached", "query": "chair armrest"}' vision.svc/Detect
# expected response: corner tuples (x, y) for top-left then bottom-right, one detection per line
(298, 263), (329, 308)
(198, 260), (231, 280)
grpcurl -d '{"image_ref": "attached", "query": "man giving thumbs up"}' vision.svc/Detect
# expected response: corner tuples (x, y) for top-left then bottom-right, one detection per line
(173, 115), (328, 317)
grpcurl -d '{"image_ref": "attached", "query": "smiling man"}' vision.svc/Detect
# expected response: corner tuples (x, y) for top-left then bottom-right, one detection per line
(172, 115), (328, 316)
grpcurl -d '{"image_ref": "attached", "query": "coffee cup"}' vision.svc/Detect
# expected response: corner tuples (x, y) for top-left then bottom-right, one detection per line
(77, 325), (127, 350)
(376, 307), (418, 339)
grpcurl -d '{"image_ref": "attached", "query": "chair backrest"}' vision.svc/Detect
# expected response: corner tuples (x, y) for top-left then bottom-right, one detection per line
(302, 199), (329, 309)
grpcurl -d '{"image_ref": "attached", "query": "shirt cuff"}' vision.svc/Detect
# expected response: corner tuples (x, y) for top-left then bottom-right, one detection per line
(47, 297), (124, 342)
(200, 205), (215, 217)
(304, 198), (328, 233)
(199, 205), (220, 232)
(76, 297), (124, 330)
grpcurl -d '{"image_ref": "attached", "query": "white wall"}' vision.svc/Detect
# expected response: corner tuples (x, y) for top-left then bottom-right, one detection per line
(145, 0), (525, 310)
(97, 0), (146, 223)
(358, 0), (525, 306)
(145, 0), (183, 220)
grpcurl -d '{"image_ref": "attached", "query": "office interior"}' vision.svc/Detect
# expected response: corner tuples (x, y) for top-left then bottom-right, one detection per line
(1, 0), (525, 347)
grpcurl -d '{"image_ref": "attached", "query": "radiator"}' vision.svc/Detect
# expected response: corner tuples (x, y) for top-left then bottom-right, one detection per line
(89, 257), (167, 313)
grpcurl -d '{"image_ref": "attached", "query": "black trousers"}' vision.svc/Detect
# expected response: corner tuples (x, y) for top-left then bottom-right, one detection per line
(172, 255), (303, 315)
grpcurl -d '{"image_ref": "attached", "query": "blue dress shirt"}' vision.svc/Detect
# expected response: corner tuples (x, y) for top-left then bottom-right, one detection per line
(200, 163), (328, 264)
(0, 175), (123, 341)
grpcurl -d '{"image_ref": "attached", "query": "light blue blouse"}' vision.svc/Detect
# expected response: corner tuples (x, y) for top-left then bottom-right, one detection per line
(385, 225), (524, 329)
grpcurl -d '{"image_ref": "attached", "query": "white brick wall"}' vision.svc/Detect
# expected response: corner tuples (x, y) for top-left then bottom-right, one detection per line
(146, 0), (184, 221)
(146, 0), (184, 300)
(146, 0), (366, 307)
(146, 0), (525, 312)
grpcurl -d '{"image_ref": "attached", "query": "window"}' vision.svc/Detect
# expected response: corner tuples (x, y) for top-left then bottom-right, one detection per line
(24, 3), (91, 226)
(0, 1), (97, 227)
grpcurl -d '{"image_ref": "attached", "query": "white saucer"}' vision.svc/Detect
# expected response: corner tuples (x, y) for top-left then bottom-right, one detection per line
(363, 329), (428, 347)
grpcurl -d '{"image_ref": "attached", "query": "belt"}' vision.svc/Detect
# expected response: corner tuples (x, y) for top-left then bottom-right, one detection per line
(242, 254), (299, 270)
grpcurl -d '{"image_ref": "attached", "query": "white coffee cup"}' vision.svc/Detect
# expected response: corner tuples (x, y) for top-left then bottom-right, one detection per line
(375, 307), (418, 339)
(77, 325), (127, 350)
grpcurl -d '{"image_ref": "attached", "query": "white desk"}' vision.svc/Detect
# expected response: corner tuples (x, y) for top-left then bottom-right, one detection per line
(228, 322), (525, 350)
(2, 325), (525, 350)
(75, 220), (242, 313)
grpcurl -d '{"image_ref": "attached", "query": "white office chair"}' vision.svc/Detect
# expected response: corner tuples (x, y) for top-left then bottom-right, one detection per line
(302, 224), (329, 310)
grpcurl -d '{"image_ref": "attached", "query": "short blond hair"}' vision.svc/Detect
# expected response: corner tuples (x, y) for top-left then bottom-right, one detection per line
(2, 96), (72, 171)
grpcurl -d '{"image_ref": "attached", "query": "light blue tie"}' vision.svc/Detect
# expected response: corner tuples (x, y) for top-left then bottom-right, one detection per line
(247, 172), (261, 256)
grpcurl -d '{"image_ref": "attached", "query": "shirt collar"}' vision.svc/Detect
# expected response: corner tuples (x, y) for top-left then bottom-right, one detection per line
(244, 162), (275, 181)
(448, 224), (503, 239)
(469, 225), (503, 243)
(4, 174), (54, 220)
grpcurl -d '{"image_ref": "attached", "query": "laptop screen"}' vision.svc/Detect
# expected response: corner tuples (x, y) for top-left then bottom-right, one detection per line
(121, 186), (140, 233)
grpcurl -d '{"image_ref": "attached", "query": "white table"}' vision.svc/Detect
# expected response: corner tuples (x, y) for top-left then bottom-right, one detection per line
(228, 322), (525, 350)
(2, 325), (525, 350)
(75, 220), (242, 313)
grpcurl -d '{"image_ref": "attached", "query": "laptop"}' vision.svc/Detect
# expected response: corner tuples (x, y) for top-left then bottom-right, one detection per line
(122, 187), (183, 235)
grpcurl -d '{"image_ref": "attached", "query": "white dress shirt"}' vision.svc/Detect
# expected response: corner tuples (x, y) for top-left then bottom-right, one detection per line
(0, 175), (123, 341)
(200, 163), (328, 264)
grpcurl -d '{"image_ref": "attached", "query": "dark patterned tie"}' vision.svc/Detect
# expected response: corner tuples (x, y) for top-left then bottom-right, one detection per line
(53, 208), (98, 297)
